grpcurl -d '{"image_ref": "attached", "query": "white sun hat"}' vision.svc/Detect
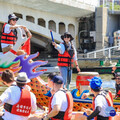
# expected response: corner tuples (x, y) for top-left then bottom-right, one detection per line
(15, 72), (30, 83)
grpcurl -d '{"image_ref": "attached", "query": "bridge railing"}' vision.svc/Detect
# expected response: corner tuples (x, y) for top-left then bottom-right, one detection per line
(87, 46), (120, 58)
(72, 0), (100, 6)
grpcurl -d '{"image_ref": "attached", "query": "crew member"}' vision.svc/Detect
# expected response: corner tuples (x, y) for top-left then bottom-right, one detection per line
(0, 72), (37, 120)
(52, 32), (80, 89)
(80, 76), (113, 120)
(1, 69), (16, 86)
(1, 69), (31, 90)
(43, 75), (73, 120)
(1, 13), (32, 54)
(113, 72), (120, 98)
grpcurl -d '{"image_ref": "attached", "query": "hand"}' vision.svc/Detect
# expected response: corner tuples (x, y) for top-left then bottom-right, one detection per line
(51, 89), (55, 95)
(86, 109), (93, 115)
(79, 115), (87, 120)
(21, 25), (27, 30)
(43, 116), (49, 120)
(81, 108), (92, 115)
(52, 42), (57, 48)
(76, 66), (80, 72)
(81, 93), (89, 99)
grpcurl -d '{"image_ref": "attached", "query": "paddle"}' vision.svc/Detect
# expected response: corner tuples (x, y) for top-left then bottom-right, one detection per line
(50, 30), (54, 42)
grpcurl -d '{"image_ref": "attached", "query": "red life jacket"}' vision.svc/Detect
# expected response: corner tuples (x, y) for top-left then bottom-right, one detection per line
(48, 90), (73, 120)
(57, 44), (74, 67)
(92, 90), (113, 120)
(4, 89), (32, 116)
(116, 90), (120, 97)
(1, 23), (17, 45)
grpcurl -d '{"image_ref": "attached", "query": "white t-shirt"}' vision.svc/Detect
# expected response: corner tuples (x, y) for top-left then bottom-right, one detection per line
(95, 95), (109, 117)
(51, 90), (68, 111)
(1, 24), (13, 48)
(0, 86), (37, 120)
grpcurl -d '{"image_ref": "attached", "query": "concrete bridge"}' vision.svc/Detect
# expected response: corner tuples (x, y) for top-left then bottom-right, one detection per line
(0, 0), (99, 58)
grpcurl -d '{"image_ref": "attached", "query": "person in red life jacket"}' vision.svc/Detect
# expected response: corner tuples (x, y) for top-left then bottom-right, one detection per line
(1, 13), (32, 54)
(52, 32), (80, 89)
(0, 72), (37, 120)
(43, 75), (73, 120)
(112, 72), (120, 99)
(80, 76), (113, 120)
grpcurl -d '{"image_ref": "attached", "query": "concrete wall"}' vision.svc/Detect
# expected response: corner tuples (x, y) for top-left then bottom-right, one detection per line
(107, 15), (119, 36)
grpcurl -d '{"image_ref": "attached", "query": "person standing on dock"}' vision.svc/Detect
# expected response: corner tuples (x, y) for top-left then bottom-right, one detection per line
(1, 13), (32, 54)
(52, 32), (80, 89)
(0, 72), (37, 120)
(80, 76), (113, 120)
(43, 75), (73, 120)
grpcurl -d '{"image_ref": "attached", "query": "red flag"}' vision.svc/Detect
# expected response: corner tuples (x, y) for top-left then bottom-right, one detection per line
(21, 38), (31, 55)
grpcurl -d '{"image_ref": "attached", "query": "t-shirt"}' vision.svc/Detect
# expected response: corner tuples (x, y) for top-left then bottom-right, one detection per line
(95, 95), (109, 117)
(0, 86), (37, 120)
(51, 90), (68, 111)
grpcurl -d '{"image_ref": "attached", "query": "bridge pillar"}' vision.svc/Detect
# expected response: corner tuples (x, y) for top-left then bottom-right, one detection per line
(46, 20), (48, 29)
(22, 14), (26, 21)
(34, 17), (38, 25)
(56, 23), (59, 34)
(66, 24), (68, 32)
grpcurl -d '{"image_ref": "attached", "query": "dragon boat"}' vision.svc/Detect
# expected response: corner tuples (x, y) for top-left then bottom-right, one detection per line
(0, 28), (120, 115)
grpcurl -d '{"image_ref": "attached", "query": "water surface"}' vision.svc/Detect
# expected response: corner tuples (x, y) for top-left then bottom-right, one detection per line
(40, 73), (116, 93)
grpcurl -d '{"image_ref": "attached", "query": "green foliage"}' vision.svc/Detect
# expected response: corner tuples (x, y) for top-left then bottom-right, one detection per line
(100, 2), (120, 10)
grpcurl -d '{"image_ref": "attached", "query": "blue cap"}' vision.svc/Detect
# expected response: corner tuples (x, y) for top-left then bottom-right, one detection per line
(52, 75), (64, 84)
(88, 76), (102, 90)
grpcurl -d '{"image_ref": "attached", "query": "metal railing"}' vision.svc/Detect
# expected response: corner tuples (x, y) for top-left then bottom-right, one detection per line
(87, 46), (120, 58)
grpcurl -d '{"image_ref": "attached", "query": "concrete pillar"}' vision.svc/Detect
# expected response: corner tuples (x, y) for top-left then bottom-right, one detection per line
(56, 22), (59, 34)
(34, 17), (38, 25)
(66, 24), (68, 32)
(46, 20), (48, 29)
(96, 7), (108, 50)
(22, 14), (26, 21)
(75, 21), (79, 49)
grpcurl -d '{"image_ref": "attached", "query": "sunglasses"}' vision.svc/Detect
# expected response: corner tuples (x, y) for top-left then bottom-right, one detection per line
(11, 19), (17, 21)
(116, 78), (120, 80)
(64, 35), (70, 38)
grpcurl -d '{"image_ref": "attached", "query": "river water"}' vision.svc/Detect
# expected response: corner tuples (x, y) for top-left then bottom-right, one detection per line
(41, 73), (116, 93)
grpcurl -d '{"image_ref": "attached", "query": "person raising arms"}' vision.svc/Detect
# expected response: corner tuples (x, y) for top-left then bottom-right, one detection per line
(1, 13), (32, 54)
(52, 32), (80, 89)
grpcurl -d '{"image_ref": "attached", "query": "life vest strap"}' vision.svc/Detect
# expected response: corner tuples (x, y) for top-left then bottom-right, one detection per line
(4, 103), (13, 113)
